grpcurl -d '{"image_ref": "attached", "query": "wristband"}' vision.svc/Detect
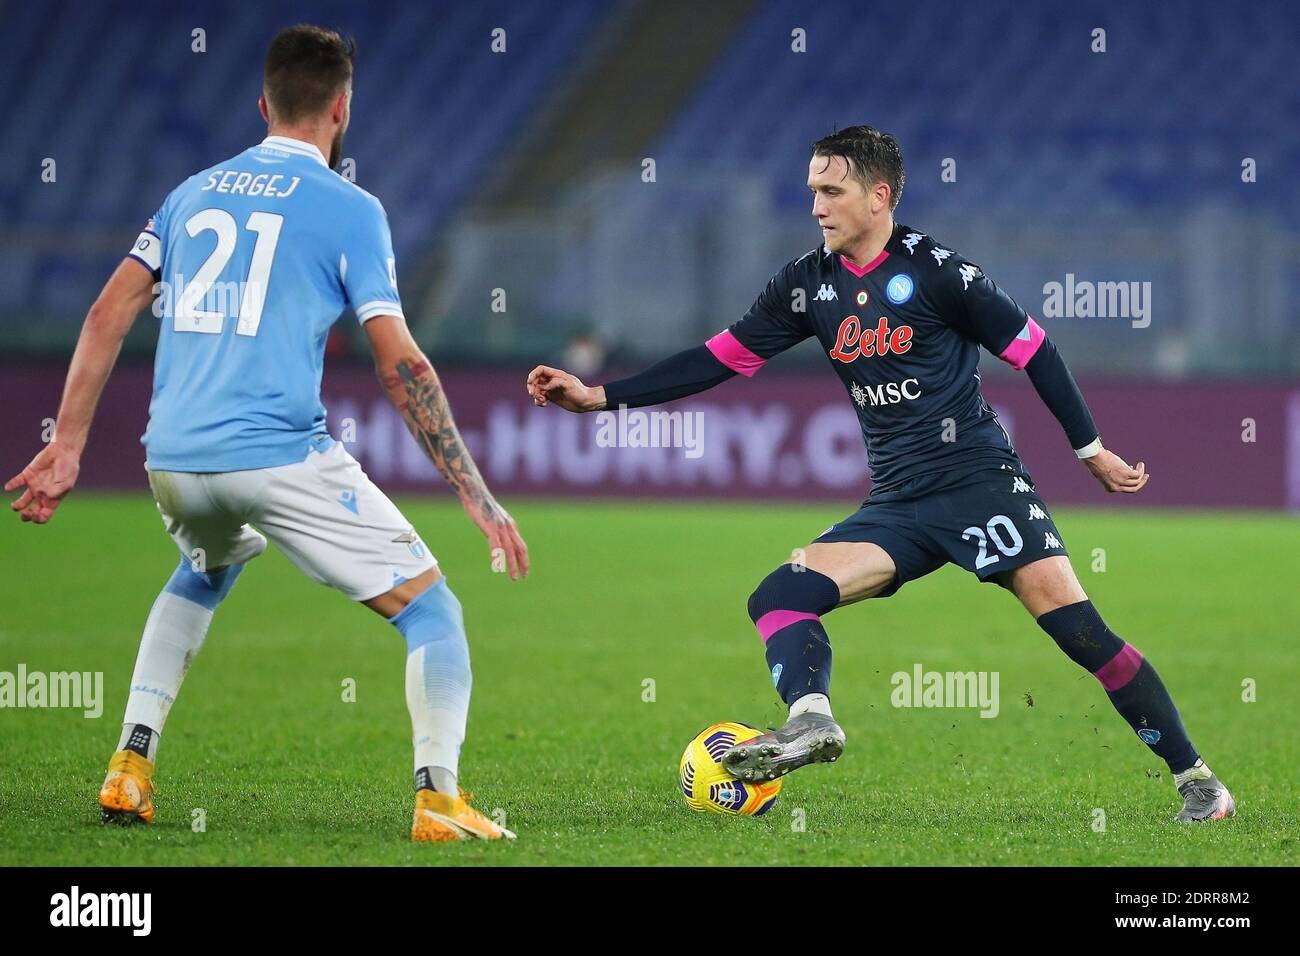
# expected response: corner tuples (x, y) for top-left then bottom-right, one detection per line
(1074, 437), (1103, 459)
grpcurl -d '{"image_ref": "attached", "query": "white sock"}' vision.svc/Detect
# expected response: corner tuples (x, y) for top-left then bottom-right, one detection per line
(789, 693), (833, 720)
(120, 590), (215, 759)
(1174, 759), (1212, 788)
(426, 767), (459, 796)
(405, 643), (471, 785)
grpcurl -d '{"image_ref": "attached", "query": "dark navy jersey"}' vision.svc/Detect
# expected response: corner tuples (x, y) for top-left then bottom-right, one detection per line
(705, 222), (1048, 496)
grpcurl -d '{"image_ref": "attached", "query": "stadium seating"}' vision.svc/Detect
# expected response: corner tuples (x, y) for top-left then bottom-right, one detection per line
(656, 0), (1296, 223)
(3, 0), (1295, 368)
(0, 0), (613, 323)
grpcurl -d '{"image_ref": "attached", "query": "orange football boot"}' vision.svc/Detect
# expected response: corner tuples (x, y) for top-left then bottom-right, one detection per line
(411, 788), (516, 842)
(98, 750), (157, 825)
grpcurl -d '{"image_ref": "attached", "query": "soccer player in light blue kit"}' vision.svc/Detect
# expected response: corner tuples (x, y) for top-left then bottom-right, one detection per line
(5, 25), (526, 842)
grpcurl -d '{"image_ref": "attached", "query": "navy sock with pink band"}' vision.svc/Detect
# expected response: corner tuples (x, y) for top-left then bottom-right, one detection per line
(748, 565), (841, 706)
(1036, 600), (1199, 773)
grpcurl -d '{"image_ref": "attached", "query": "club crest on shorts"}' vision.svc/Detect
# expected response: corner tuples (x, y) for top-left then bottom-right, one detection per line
(392, 528), (425, 558)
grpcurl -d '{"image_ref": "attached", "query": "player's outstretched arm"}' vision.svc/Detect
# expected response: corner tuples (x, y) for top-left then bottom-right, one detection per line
(1021, 338), (1149, 494)
(364, 314), (528, 579)
(529, 258), (809, 413)
(952, 257), (1149, 496)
(5, 259), (156, 524)
(527, 344), (737, 413)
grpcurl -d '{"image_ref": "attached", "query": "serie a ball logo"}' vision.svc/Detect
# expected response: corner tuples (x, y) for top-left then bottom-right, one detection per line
(679, 721), (782, 816)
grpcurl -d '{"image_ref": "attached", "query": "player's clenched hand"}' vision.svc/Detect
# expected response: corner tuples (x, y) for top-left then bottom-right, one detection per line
(5, 442), (81, 524)
(462, 494), (529, 580)
(1083, 448), (1149, 494)
(526, 365), (605, 413)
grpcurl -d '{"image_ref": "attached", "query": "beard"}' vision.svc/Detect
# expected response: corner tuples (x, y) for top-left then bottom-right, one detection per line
(329, 127), (346, 170)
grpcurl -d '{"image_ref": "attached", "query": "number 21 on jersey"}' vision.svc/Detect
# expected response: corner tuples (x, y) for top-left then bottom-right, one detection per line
(174, 209), (283, 337)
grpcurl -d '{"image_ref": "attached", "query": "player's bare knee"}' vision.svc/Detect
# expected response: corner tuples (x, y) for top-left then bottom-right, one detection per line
(799, 542), (895, 604)
(793, 543), (853, 590)
(364, 566), (442, 618)
(1008, 556), (1087, 616)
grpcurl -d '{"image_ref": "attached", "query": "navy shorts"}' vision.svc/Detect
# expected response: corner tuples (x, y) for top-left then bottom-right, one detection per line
(814, 466), (1069, 597)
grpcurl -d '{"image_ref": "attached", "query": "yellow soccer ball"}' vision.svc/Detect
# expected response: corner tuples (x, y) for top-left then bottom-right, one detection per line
(679, 721), (782, 816)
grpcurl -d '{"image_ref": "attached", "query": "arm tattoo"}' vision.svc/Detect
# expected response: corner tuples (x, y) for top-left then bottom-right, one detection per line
(394, 359), (501, 519)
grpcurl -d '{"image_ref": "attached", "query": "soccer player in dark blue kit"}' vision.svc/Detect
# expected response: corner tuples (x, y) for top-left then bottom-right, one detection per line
(527, 126), (1233, 822)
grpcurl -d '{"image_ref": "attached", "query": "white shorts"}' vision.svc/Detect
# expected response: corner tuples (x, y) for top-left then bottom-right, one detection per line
(147, 440), (437, 602)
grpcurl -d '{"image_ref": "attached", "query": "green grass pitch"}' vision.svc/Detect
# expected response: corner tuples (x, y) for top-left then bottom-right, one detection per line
(1, 495), (1296, 866)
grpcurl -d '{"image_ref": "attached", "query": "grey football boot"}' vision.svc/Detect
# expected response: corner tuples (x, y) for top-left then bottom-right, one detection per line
(1174, 762), (1236, 823)
(722, 712), (845, 782)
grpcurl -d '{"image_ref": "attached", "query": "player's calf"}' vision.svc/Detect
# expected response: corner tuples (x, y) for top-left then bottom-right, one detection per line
(748, 563), (840, 707)
(382, 575), (504, 841)
(389, 576), (471, 791)
(1035, 599), (1234, 822)
(102, 554), (253, 824)
(723, 564), (846, 781)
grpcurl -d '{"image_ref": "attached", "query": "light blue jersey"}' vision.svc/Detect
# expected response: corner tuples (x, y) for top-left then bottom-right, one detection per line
(128, 135), (403, 472)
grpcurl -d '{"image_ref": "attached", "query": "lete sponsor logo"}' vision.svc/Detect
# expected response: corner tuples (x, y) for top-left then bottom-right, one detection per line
(829, 316), (914, 363)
